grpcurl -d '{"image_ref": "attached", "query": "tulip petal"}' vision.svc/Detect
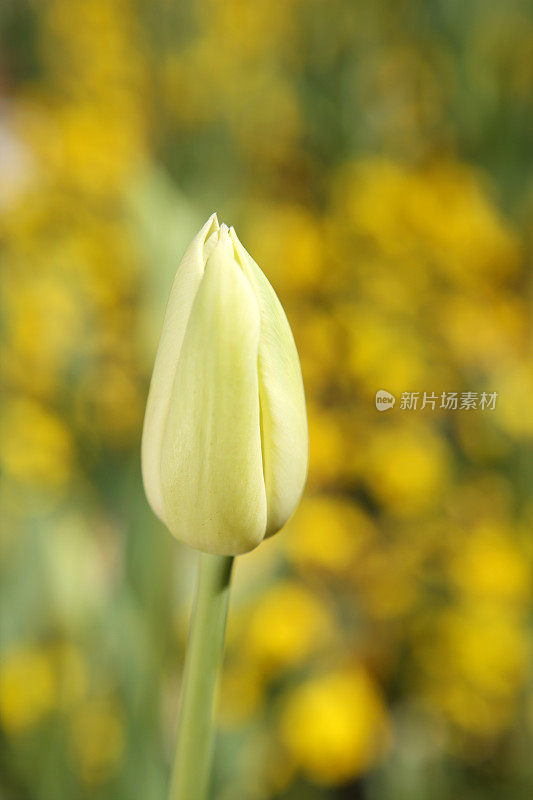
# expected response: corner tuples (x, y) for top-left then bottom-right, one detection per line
(160, 232), (267, 554)
(231, 229), (308, 536)
(142, 213), (219, 522)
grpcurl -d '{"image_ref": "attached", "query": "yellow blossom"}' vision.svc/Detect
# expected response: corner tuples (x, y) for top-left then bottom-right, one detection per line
(450, 522), (531, 608)
(279, 667), (388, 784)
(245, 205), (324, 294)
(0, 646), (56, 733)
(286, 495), (374, 573)
(69, 700), (125, 785)
(245, 580), (333, 674)
(218, 664), (264, 727)
(0, 396), (73, 490)
(364, 424), (451, 516)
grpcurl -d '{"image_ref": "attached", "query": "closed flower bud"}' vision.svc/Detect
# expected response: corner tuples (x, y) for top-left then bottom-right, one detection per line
(141, 213), (308, 555)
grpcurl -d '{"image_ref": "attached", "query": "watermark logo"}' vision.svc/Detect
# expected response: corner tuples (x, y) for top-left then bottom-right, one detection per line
(375, 389), (396, 411)
(374, 390), (498, 411)
(399, 391), (498, 411)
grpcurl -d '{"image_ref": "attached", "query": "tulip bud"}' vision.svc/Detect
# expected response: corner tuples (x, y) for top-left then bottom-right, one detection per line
(141, 213), (308, 555)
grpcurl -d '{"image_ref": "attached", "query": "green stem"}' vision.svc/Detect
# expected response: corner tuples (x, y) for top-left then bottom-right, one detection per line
(169, 552), (234, 800)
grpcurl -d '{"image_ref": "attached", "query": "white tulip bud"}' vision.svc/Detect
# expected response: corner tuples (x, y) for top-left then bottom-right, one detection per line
(141, 213), (308, 555)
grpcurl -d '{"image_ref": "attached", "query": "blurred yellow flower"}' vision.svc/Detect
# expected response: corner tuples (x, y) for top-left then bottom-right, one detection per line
(245, 206), (324, 294)
(69, 700), (125, 786)
(21, 103), (144, 196)
(161, 0), (303, 161)
(0, 640), (88, 736)
(219, 663), (264, 727)
(364, 424), (451, 516)
(295, 309), (343, 395)
(493, 360), (533, 438)
(419, 604), (530, 737)
(286, 495), (374, 573)
(433, 682), (516, 739)
(334, 157), (520, 284)
(0, 396), (73, 490)
(450, 522), (531, 608)
(447, 606), (529, 697)
(343, 308), (430, 395)
(307, 403), (349, 488)
(245, 580), (333, 674)
(52, 643), (89, 710)
(355, 544), (421, 620)
(438, 294), (526, 370)
(279, 667), (388, 784)
(75, 362), (143, 447)
(1, 273), (82, 398)
(0, 646), (56, 734)
(237, 733), (297, 799)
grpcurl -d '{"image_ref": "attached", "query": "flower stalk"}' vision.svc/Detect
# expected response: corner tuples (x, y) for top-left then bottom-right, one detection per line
(169, 552), (234, 800)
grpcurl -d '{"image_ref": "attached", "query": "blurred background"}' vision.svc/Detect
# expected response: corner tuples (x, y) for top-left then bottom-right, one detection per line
(0, 1), (532, 798)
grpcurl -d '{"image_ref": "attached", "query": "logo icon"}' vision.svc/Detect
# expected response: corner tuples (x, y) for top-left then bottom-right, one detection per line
(375, 389), (396, 411)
